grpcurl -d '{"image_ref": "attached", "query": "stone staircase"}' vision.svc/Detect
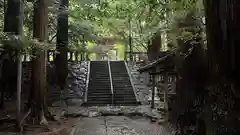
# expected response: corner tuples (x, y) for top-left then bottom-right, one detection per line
(84, 61), (112, 106)
(83, 61), (139, 106)
(110, 61), (138, 105)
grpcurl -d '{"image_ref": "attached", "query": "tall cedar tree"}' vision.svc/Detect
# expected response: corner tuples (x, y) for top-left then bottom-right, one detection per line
(147, 32), (162, 61)
(204, 0), (240, 134)
(55, 0), (68, 89)
(0, 0), (21, 108)
(29, 0), (48, 123)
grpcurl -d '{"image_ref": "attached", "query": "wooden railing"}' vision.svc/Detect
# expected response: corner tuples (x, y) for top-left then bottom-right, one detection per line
(149, 72), (176, 109)
(22, 50), (88, 62)
(124, 51), (147, 62)
(21, 51), (147, 62)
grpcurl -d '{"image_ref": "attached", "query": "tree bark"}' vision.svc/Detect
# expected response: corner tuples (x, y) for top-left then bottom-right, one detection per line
(204, 0), (240, 134)
(29, 0), (48, 124)
(4, 0), (21, 34)
(0, 0), (21, 108)
(205, 0), (239, 83)
(16, 0), (24, 129)
(128, 17), (133, 61)
(55, 0), (68, 89)
(172, 10), (208, 125)
(147, 31), (162, 62)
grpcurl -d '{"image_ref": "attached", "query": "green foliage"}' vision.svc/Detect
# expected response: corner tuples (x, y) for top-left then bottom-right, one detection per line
(68, 0), (204, 51)
(0, 0), (204, 54)
(0, 33), (54, 56)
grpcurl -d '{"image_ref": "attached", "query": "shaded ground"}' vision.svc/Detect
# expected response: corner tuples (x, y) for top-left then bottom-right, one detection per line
(0, 118), (77, 135)
(74, 116), (173, 135)
(0, 61), (174, 135)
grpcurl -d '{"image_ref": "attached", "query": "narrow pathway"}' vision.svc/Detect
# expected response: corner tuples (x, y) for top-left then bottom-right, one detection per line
(73, 116), (173, 135)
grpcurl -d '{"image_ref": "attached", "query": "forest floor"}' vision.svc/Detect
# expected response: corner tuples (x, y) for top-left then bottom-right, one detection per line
(0, 62), (175, 135)
(0, 102), (175, 135)
(0, 98), (174, 135)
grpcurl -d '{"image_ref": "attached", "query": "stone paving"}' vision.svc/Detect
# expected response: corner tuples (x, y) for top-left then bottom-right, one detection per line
(74, 116), (174, 135)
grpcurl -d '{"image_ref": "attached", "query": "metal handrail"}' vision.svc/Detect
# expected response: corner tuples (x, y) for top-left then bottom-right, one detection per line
(84, 61), (91, 102)
(108, 60), (114, 105)
(124, 61), (140, 103)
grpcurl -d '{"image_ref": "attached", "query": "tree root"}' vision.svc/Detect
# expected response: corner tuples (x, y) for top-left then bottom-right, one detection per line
(45, 108), (62, 124)
(0, 116), (16, 125)
(19, 109), (31, 127)
(0, 123), (16, 130)
(40, 110), (48, 126)
(15, 107), (63, 133)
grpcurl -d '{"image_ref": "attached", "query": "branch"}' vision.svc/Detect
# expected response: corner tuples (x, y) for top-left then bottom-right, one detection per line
(49, 34), (57, 42)
(133, 45), (141, 52)
(133, 38), (148, 50)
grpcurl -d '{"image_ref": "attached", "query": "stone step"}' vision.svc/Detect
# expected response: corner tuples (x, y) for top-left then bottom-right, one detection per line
(113, 101), (139, 105)
(110, 61), (138, 105)
(87, 91), (111, 94)
(113, 89), (135, 92)
(88, 95), (112, 98)
(88, 82), (111, 84)
(87, 94), (112, 97)
(83, 101), (113, 106)
(89, 79), (110, 81)
(87, 97), (112, 100)
(85, 61), (138, 106)
(113, 91), (135, 93)
(88, 86), (111, 88)
(86, 61), (112, 105)
(111, 79), (130, 80)
(113, 97), (136, 101)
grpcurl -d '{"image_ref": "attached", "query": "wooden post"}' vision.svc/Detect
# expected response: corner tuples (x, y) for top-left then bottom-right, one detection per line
(80, 53), (83, 61)
(76, 52), (79, 61)
(47, 51), (50, 61)
(16, 54), (22, 129)
(17, 0), (24, 129)
(70, 52), (73, 61)
(115, 50), (118, 60)
(24, 55), (27, 62)
(171, 76), (176, 93)
(72, 52), (74, 61)
(151, 74), (156, 109)
(164, 72), (169, 111)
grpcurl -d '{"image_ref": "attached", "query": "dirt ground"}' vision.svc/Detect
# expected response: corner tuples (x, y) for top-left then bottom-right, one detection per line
(0, 99), (77, 135)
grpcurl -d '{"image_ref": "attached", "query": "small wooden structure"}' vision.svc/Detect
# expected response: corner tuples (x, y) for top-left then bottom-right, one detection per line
(137, 51), (177, 110)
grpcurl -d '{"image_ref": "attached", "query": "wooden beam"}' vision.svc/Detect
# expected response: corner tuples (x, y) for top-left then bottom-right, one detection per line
(125, 51), (147, 54)
(149, 71), (176, 75)
(158, 93), (176, 95)
(151, 75), (156, 109)
(163, 72), (169, 111)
